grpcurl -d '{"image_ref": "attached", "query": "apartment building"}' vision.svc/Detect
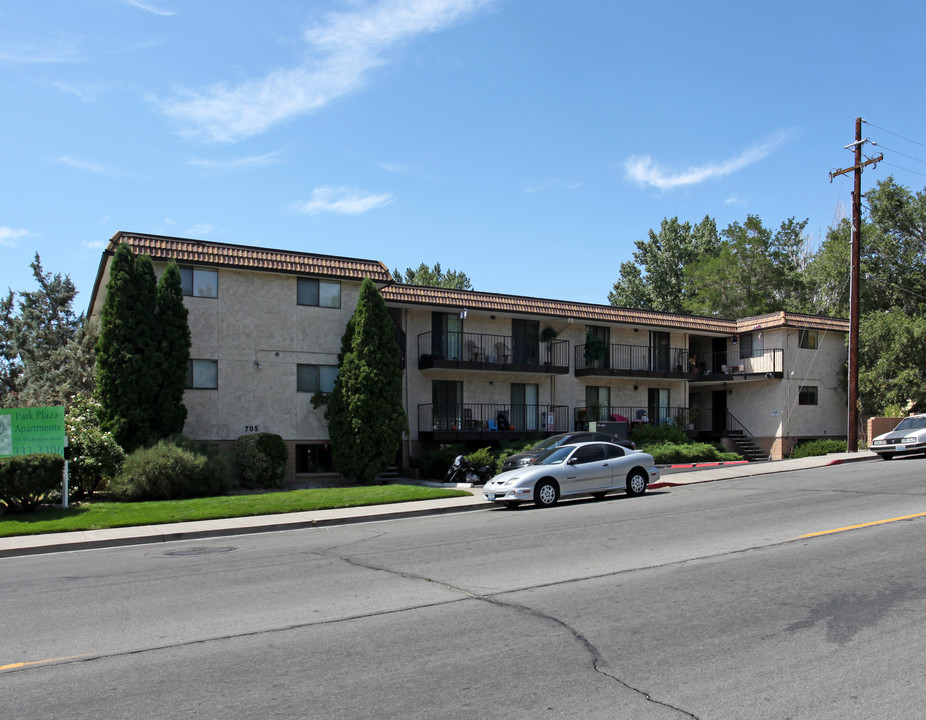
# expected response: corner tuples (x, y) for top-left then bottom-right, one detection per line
(89, 233), (849, 479)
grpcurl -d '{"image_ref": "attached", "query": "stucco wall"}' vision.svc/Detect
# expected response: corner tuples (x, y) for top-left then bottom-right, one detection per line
(169, 265), (362, 444)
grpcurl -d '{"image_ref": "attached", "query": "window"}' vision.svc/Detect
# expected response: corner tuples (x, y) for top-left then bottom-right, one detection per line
(295, 443), (333, 473)
(739, 332), (764, 359)
(186, 359), (218, 389)
(799, 330), (818, 349)
(585, 386), (610, 421)
(297, 278), (341, 308)
(297, 364), (338, 393)
(798, 386), (818, 405)
(179, 267), (218, 298)
(572, 444), (605, 464)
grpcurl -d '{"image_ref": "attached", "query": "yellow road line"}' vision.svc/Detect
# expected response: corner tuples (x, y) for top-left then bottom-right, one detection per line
(0, 654), (91, 671)
(797, 511), (926, 539)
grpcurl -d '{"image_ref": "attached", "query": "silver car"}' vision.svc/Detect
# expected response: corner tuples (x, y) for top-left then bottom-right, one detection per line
(482, 441), (659, 508)
(870, 413), (926, 460)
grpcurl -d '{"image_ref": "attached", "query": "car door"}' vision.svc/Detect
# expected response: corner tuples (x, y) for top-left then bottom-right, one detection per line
(602, 443), (628, 489)
(562, 443), (610, 495)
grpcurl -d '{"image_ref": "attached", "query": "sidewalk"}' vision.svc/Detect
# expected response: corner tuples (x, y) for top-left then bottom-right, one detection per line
(0, 451), (878, 558)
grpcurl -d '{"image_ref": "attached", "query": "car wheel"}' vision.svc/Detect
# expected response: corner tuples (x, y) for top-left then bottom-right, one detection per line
(881, 453), (894, 461)
(626, 469), (648, 496)
(504, 501), (520, 509)
(534, 480), (559, 508)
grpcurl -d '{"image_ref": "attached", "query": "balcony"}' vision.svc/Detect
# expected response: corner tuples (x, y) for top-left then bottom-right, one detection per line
(574, 405), (691, 431)
(690, 348), (783, 380)
(418, 332), (569, 374)
(575, 343), (695, 378)
(418, 403), (569, 441)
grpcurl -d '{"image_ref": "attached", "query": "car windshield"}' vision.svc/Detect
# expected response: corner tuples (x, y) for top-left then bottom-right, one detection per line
(894, 416), (926, 431)
(532, 446), (574, 465)
(532, 435), (571, 451)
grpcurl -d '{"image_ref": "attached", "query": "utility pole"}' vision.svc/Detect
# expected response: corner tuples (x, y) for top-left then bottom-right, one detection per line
(830, 117), (882, 452)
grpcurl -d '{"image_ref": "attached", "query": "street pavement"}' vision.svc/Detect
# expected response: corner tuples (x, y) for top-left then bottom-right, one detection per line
(0, 451), (879, 558)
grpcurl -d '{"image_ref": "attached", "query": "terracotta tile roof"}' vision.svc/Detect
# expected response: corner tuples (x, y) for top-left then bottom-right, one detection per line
(737, 311), (849, 333)
(381, 284), (734, 332)
(106, 232), (392, 282)
(381, 285), (850, 334)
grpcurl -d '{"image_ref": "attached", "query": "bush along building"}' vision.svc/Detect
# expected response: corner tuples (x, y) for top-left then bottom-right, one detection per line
(89, 232), (849, 481)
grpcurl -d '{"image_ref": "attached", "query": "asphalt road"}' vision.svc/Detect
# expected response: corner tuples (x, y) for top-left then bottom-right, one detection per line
(3, 457), (926, 719)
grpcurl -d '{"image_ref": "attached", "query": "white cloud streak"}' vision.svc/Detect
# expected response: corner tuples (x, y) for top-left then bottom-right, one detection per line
(0, 227), (29, 247)
(188, 152), (283, 172)
(160, 0), (498, 142)
(54, 156), (117, 175)
(295, 187), (394, 215)
(125, 0), (176, 16)
(624, 130), (793, 190)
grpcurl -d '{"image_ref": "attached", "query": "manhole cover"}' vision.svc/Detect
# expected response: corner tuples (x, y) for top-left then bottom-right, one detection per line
(164, 546), (237, 557)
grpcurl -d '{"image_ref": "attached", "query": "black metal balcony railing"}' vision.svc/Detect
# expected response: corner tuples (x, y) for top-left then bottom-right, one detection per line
(419, 403), (569, 435)
(692, 348), (783, 376)
(573, 405), (691, 430)
(576, 344), (785, 379)
(575, 343), (692, 375)
(418, 332), (569, 373)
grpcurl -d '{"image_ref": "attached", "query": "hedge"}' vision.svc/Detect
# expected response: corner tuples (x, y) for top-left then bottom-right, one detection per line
(0, 454), (65, 512)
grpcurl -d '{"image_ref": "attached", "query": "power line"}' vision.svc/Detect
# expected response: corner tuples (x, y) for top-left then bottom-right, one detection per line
(863, 119), (926, 151)
(869, 140), (926, 166)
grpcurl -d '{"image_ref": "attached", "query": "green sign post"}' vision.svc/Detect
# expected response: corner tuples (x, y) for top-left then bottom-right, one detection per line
(0, 406), (68, 506)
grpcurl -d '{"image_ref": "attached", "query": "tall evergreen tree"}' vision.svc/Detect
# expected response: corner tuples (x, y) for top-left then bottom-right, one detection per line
(152, 261), (190, 438)
(326, 278), (407, 482)
(96, 245), (161, 451)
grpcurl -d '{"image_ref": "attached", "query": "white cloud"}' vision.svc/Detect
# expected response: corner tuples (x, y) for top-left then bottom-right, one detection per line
(624, 130), (793, 190)
(295, 187), (394, 215)
(0, 227), (29, 247)
(125, 0), (176, 16)
(160, 0), (498, 142)
(523, 179), (583, 194)
(188, 151), (283, 172)
(54, 156), (117, 175)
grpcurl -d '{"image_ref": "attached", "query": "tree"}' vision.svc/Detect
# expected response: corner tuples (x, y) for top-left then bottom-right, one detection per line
(857, 307), (926, 415)
(151, 262), (190, 438)
(684, 215), (811, 317)
(609, 216), (719, 312)
(96, 245), (162, 452)
(0, 254), (95, 408)
(326, 278), (407, 482)
(392, 262), (472, 290)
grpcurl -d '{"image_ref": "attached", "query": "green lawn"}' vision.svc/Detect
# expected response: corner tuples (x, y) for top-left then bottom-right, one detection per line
(0, 485), (471, 537)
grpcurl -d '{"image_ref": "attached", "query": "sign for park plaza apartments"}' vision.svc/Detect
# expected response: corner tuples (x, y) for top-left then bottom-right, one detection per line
(0, 407), (66, 458)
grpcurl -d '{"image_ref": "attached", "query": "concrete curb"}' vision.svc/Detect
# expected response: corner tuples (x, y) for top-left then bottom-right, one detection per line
(0, 451), (879, 558)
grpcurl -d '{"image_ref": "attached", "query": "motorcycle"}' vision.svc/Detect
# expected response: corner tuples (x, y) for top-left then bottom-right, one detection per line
(444, 455), (493, 485)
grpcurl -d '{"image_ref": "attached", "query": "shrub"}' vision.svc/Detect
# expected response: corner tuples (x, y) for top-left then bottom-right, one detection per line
(234, 433), (288, 489)
(0, 454), (65, 512)
(465, 447), (499, 475)
(110, 437), (234, 501)
(642, 442), (741, 464)
(410, 444), (463, 480)
(791, 439), (847, 459)
(66, 393), (125, 497)
(630, 423), (690, 446)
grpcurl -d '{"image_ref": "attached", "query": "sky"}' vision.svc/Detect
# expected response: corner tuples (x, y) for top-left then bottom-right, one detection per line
(3, 0), (926, 314)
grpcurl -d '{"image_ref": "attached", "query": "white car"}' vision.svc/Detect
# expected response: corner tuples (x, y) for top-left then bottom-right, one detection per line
(483, 441), (659, 508)
(869, 413), (926, 460)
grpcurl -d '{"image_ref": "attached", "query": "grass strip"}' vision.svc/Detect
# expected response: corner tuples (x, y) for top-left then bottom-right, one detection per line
(0, 485), (470, 537)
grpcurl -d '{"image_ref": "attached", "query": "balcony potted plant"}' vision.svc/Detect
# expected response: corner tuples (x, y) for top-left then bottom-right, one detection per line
(584, 331), (607, 369)
(540, 326), (559, 364)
